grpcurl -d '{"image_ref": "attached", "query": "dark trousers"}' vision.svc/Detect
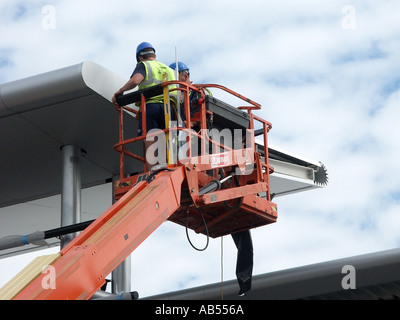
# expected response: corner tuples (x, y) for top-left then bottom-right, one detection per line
(231, 230), (254, 295)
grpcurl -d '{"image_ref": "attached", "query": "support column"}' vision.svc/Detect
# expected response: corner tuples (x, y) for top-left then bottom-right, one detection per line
(112, 258), (131, 293)
(111, 175), (131, 293)
(60, 145), (84, 249)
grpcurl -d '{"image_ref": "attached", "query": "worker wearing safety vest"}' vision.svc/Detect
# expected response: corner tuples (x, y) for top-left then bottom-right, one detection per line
(112, 42), (177, 136)
(112, 42), (177, 170)
(169, 61), (213, 125)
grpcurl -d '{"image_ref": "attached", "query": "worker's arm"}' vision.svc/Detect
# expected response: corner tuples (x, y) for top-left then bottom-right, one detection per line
(112, 73), (144, 105)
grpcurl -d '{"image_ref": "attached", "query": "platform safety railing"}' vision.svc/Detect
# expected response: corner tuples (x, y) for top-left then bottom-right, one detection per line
(113, 81), (274, 201)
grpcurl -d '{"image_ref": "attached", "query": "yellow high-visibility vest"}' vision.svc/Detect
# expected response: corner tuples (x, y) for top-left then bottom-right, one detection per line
(139, 60), (177, 105)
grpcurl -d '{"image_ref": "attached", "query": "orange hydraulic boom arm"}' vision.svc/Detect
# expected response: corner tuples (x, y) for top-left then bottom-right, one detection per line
(9, 81), (278, 300)
(14, 167), (185, 300)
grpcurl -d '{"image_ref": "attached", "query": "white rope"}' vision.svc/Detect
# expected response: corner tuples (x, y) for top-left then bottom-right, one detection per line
(220, 236), (224, 300)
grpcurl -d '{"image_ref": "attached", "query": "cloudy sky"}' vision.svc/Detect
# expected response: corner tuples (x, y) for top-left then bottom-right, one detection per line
(1, 0), (400, 298)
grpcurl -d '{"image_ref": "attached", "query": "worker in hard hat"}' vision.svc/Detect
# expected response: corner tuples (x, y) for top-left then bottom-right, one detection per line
(169, 61), (203, 160)
(112, 42), (176, 169)
(112, 42), (176, 136)
(169, 61), (207, 123)
(169, 61), (195, 123)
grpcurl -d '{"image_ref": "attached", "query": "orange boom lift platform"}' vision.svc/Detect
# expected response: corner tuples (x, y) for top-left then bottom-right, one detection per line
(10, 80), (277, 300)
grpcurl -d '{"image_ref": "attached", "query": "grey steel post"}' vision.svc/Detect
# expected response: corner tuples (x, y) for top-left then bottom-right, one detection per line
(112, 258), (131, 293)
(111, 174), (132, 293)
(60, 145), (84, 248)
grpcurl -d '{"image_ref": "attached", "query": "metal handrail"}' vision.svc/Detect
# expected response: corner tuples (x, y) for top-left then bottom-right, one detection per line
(113, 81), (273, 187)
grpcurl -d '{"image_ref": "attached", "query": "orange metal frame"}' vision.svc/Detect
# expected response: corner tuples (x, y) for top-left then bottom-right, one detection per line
(114, 82), (273, 178)
(114, 82), (277, 237)
(14, 82), (277, 300)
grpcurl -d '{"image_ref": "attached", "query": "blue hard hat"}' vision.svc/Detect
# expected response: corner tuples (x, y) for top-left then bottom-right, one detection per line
(136, 42), (155, 62)
(169, 61), (189, 73)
